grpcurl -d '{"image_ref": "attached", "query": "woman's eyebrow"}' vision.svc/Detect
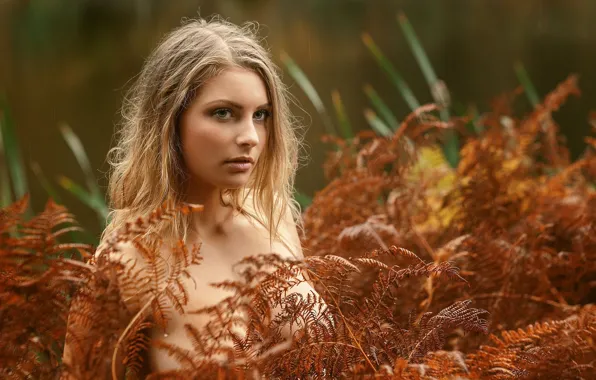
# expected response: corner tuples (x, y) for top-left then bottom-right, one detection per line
(204, 99), (271, 109)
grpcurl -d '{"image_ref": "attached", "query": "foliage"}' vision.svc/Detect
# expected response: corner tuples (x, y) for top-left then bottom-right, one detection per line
(0, 96), (107, 242)
(0, 98), (29, 214)
(1, 74), (595, 379)
(283, 12), (460, 171)
(0, 195), (93, 378)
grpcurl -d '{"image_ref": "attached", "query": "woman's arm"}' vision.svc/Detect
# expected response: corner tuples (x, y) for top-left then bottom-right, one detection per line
(62, 242), (148, 379)
(274, 203), (329, 333)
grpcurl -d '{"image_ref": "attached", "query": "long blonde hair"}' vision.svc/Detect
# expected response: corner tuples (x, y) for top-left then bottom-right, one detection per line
(102, 17), (302, 245)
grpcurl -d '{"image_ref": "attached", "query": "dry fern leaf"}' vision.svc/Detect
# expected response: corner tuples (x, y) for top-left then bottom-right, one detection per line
(467, 308), (596, 379)
(1, 197), (94, 379)
(338, 215), (402, 252)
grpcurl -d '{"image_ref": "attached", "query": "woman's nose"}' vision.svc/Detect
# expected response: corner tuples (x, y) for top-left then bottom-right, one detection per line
(236, 118), (259, 147)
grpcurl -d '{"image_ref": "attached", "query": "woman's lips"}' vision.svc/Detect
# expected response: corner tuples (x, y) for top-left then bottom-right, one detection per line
(224, 161), (253, 172)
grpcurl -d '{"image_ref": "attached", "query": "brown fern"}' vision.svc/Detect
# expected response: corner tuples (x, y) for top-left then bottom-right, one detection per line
(0, 197), (93, 379)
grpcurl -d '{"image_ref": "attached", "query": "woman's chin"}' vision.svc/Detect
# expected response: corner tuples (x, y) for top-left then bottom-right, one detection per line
(219, 178), (250, 189)
(213, 170), (254, 190)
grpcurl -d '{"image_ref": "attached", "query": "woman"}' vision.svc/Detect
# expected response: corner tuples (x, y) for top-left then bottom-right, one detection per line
(64, 17), (316, 376)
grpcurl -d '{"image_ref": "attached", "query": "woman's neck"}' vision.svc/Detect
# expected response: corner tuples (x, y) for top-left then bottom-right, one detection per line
(184, 188), (239, 237)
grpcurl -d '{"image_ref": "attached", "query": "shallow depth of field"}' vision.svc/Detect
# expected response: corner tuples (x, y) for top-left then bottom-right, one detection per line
(1, 1), (596, 379)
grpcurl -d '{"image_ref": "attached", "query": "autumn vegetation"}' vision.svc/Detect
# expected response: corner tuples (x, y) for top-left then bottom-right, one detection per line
(1, 76), (595, 379)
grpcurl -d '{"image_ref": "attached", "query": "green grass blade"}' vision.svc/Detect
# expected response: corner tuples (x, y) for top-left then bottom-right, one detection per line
(0, 156), (11, 207)
(293, 189), (312, 210)
(362, 33), (420, 111)
(398, 12), (451, 117)
(0, 98), (29, 205)
(514, 61), (540, 107)
(32, 162), (90, 249)
(397, 12), (458, 168)
(364, 109), (392, 137)
(30, 161), (62, 203)
(57, 175), (95, 209)
(398, 12), (438, 89)
(0, 119), (11, 207)
(442, 132), (460, 168)
(452, 102), (483, 135)
(280, 51), (337, 136)
(58, 175), (108, 219)
(59, 123), (101, 198)
(467, 104), (484, 135)
(59, 123), (108, 222)
(331, 90), (353, 139)
(363, 84), (398, 130)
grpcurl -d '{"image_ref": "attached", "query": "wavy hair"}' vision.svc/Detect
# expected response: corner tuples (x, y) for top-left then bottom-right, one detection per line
(101, 17), (302, 246)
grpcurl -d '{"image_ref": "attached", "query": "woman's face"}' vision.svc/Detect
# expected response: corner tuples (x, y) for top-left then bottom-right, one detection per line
(179, 67), (271, 197)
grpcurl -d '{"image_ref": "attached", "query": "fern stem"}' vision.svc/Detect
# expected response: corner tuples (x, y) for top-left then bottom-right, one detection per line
(366, 224), (389, 250)
(407, 214), (438, 317)
(472, 293), (578, 313)
(407, 325), (435, 362)
(59, 258), (97, 272)
(409, 215), (436, 261)
(111, 297), (154, 380)
(305, 269), (377, 373)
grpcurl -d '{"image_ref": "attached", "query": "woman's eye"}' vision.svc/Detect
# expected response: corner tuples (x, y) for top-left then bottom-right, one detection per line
(213, 108), (232, 120)
(254, 109), (271, 121)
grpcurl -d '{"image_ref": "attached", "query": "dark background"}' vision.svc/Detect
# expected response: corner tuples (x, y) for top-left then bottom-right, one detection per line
(2, 0), (595, 234)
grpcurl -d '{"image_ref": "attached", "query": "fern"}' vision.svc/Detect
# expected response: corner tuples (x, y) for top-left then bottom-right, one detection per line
(2, 75), (596, 379)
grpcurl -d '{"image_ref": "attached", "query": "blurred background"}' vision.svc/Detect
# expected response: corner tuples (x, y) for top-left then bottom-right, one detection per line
(2, 0), (596, 238)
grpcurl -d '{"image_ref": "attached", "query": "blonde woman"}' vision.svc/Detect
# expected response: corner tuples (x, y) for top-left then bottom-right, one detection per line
(63, 17), (317, 377)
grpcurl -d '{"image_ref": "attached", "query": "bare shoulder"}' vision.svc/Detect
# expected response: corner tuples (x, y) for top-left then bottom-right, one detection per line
(94, 235), (175, 314)
(64, 235), (167, 378)
(276, 200), (304, 260)
(95, 237), (156, 274)
(235, 193), (320, 326)
(236, 191), (304, 260)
